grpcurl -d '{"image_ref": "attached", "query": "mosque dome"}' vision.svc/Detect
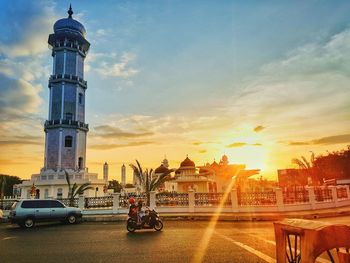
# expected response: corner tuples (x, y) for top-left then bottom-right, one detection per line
(155, 164), (169, 174)
(180, 156), (195, 167)
(53, 5), (86, 37)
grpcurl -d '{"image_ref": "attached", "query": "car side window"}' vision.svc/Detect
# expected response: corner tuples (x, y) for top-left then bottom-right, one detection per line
(36, 201), (51, 208)
(21, 201), (38, 208)
(50, 200), (65, 208)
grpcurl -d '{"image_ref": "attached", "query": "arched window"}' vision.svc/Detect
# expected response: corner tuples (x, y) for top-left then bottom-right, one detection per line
(78, 93), (83, 104)
(65, 136), (72, 147)
(65, 112), (73, 120)
(78, 157), (83, 169)
(57, 188), (63, 199)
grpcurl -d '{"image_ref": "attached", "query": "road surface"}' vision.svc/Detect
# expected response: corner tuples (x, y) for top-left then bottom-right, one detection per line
(0, 216), (349, 263)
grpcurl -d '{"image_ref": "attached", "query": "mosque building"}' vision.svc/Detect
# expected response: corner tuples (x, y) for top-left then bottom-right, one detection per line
(18, 6), (106, 199)
(200, 154), (260, 192)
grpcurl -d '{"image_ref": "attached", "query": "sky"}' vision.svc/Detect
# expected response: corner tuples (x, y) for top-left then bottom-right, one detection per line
(0, 0), (350, 182)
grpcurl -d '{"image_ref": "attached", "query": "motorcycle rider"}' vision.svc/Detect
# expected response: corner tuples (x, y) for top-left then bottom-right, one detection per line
(128, 197), (138, 220)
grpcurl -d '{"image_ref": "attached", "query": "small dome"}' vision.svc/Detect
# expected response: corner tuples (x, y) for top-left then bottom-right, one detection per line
(53, 6), (86, 36)
(222, 154), (228, 162)
(180, 156), (195, 167)
(155, 164), (169, 174)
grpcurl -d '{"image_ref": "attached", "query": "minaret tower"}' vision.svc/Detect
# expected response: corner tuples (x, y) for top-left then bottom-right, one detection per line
(103, 162), (109, 181)
(44, 5), (90, 173)
(121, 164), (126, 187)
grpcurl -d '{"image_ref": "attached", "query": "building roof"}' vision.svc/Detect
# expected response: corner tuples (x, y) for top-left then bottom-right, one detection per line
(53, 5), (86, 36)
(180, 156), (195, 167)
(155, 164), (169, 174)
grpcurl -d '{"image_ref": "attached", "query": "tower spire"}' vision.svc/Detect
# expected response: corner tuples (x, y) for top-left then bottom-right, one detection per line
(68, 4), (73, 18)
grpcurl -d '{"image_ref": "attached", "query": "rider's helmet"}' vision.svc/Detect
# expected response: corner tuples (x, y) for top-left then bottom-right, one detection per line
(129, 197), (135, 204)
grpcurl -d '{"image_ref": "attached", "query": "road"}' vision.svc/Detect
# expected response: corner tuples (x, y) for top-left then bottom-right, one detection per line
(0, 216), (349, 263)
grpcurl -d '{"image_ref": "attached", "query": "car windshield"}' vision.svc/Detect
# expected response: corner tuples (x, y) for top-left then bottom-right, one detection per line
(10, 201), (18, 210)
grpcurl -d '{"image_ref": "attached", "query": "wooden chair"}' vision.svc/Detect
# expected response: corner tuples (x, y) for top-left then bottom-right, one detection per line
(274, 218), (350, 262)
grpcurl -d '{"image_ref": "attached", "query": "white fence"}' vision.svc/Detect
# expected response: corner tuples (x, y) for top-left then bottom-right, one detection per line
(1, 186), (350, 215)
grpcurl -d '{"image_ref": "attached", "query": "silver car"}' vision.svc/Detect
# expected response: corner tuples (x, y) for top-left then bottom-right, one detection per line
(9, 199), (82, 228)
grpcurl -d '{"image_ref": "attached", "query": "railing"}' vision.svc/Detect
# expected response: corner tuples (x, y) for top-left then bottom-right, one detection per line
(156, 192), (189, 207)
(283, 187), (309, 204)
(238, 191), (277, 206)
(195, 193), (231, 207)
(59, 198), (79, 208)
(0, 199), (17, 210)
(314, 187), (333, 202)
(119, 193), (148, 208)
(2, 185), (349, 214)
(49, 74), (87, 87)
(45, 120), (89, 130)
(85, 196), (113, 209)
(337, 187), (348, 199)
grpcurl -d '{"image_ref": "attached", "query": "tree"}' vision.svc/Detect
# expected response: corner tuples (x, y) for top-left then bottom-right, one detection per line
(108, 180), (122, 193)
(0, 174), (22, 196)
(313, 146), (350, 181)
(65, 170), (93, 207)
(129, 160), (173, 206)
(292, 152), (320, 185)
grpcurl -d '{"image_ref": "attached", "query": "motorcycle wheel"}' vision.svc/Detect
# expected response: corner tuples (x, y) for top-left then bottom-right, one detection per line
(154, 220), (163, 231)
(127, 219), (136, 232)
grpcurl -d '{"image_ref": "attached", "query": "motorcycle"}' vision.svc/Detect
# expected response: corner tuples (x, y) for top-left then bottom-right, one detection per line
(126, 208), (163, 232)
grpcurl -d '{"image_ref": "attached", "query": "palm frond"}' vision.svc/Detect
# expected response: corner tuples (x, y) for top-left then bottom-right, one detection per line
(75, 183), (94, 197)
(301, 156), (311, 169)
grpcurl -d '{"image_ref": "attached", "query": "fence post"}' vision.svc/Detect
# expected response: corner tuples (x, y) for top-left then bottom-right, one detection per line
(307, 186), (316, 210)
(188, 190), (195, 213)
(330, 186), (338, 207)
(346, 185), (350, 200)
(149, 191), (156, 209)
(274, 188), (284, 211)
(112, 193), (120, 214)
(231, 188), (239, 212)
(78, 194), (85, 210)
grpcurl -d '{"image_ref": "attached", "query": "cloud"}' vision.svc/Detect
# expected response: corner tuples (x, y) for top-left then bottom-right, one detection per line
(198, 150), (207, 154)
(225, 28), (350, 140)
(90, 141), (155, 150)
(227, 142), (262, 148)
(285, 134), (350, 146)
(254, 125), (265, 132)
(0, 2), (57, 57)
(0, 140), (42, 146)
(93, 125), (154, 138)
(227, 142), (247, 148)
(95, 52), (139, 78)
(0, 73), (42, 116)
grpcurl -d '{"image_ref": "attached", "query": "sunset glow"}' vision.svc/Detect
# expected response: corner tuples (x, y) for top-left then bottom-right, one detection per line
(1, 1), (350, 182)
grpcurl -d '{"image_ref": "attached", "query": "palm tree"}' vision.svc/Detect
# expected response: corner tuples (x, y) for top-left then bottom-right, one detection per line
(64, 170), (94, 207)
(292, 152), (319, 185)
(0, 176), (6, 209)
(129, 160), (173, 206)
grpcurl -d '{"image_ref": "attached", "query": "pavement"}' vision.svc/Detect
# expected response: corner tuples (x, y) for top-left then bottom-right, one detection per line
(0, 216), (349, 263)
(81, 205), (350, 222)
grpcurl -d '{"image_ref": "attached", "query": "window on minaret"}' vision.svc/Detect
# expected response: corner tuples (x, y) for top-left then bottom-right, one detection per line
(65, 136), (73, 147)
(65, 112), (73, 120)
(79, 93), (83, 104)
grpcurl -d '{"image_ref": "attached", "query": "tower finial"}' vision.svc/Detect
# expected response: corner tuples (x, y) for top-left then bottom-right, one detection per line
(68, 4), (73, 18)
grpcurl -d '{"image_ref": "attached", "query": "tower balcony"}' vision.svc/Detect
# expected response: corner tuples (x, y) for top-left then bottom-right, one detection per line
(44, 119), (89, 131)
(49, 74), (87, 89)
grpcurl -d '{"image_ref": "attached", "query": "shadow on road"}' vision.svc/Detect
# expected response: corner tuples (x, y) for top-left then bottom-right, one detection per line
(3, 222), (79, 232)
(126, 230), (163, 239)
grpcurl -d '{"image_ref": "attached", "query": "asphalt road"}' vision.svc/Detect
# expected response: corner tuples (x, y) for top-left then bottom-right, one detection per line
(0, 216), (349, 263)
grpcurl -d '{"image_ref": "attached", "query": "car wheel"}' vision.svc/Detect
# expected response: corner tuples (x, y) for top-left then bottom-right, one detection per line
(24, 218), (35, 228)
(67, 214), (77, 224)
